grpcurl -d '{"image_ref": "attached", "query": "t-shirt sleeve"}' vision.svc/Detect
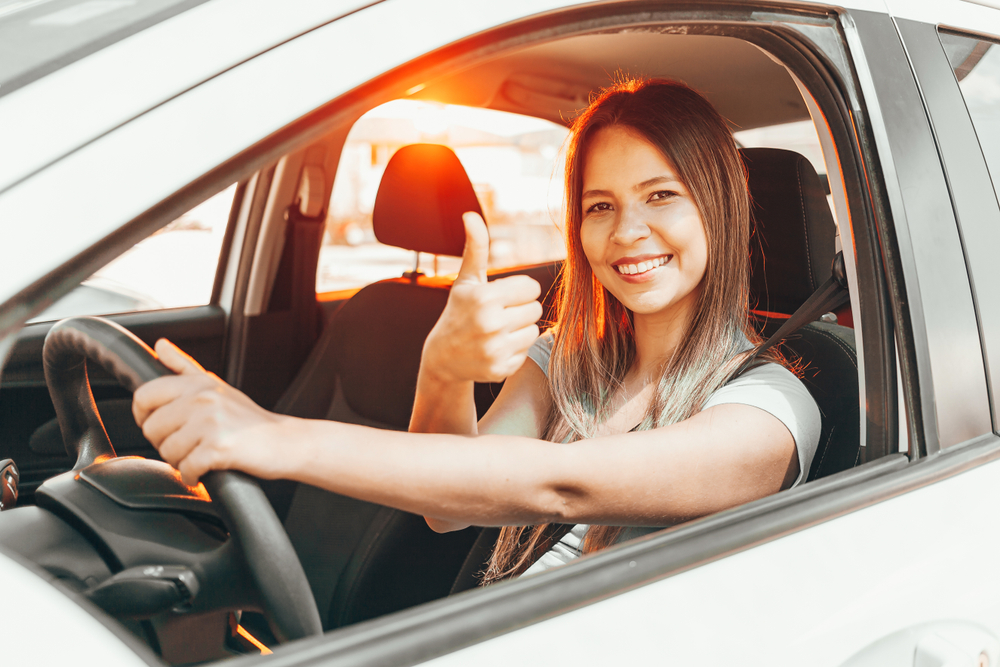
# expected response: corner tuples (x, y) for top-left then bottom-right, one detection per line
(701, 363), (821, 487)
(526, 330), (555, 377)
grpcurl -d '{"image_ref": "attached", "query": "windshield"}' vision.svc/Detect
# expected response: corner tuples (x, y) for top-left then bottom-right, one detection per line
(0, 0), (210, 99)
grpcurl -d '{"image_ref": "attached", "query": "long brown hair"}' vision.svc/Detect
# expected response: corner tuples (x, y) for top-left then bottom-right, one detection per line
(482, 79), (764, 584)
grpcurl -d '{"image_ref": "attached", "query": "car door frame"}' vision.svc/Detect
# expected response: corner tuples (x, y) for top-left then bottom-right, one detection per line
(2, 0), (997, 663)
(889, 14), (1000, 438)
(198, 1), (997, 664)
(232, 3), (1000, 665)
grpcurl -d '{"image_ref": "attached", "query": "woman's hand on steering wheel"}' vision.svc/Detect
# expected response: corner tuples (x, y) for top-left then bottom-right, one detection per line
(421, 211), (543, 385)
(133, 340), (293, 486)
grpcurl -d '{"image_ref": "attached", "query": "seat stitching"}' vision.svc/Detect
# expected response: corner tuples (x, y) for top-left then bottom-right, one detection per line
(815, 424), (836, 474)
(804, 328), (858, 370)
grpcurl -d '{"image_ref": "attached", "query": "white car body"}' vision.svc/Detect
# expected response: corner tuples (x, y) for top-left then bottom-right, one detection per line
(2, 0), (999, 665)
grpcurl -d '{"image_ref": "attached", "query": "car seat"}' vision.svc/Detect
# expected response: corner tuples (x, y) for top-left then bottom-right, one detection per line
(264, 144), (558, 630)
(741, 147), (861, 481)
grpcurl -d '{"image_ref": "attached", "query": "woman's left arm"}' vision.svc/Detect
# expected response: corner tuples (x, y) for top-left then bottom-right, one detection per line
(134, 341), (798, 527)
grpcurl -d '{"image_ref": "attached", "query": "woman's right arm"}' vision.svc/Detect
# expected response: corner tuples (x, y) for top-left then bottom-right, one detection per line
(408, 211), (543, 437)
(408, 211), (548, 532)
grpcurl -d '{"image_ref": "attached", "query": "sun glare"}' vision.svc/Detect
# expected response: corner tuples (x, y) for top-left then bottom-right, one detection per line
(363, 99), (558, 137)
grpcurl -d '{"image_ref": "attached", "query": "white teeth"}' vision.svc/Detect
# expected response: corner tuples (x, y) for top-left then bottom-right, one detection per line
(616, 256), (668, 275)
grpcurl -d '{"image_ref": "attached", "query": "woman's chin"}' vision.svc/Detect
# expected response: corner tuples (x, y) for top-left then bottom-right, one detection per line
(615, 287), (701, 322)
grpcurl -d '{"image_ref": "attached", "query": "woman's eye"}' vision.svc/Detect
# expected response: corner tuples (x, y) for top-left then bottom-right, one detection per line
(585, 202), (612, 214)
(648, 190), (679, 203)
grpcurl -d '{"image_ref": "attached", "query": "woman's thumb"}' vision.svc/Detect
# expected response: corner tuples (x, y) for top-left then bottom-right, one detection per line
(455, 211), (489, 285)
(154, 338), (206, 375)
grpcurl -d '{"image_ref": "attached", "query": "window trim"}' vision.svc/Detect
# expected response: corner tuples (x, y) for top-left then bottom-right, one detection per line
(849, 9), (992, 454)
(913, 24), (1000, 434)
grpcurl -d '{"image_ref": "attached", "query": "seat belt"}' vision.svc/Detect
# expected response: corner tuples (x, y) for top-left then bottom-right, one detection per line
(734, 251), (851, 377)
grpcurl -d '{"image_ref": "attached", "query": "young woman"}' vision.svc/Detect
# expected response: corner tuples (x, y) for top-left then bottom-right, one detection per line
(133, 79), (820, 583)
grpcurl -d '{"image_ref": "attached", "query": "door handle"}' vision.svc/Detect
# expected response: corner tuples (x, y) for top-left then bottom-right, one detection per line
(841, 621), (998, 667)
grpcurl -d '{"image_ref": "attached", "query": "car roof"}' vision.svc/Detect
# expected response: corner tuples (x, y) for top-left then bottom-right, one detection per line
(0, 0), (936, 335)
(410, 31), (811, 131)
(0, 0), (211, 99)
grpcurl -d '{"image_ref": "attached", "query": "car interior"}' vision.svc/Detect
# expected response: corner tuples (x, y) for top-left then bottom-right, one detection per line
(0, 20), (885, 661)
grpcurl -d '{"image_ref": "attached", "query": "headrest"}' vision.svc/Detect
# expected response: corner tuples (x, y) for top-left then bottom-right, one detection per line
(372, 144), (484, 257)
(741, 147), (837, 315)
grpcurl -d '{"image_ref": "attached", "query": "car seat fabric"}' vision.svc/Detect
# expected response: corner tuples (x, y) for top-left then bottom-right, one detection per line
(789, 322), (861, 479)
(743, 147), (837, 316)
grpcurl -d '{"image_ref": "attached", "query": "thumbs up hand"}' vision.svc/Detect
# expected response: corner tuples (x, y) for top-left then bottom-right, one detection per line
(422, 212), (543, 384)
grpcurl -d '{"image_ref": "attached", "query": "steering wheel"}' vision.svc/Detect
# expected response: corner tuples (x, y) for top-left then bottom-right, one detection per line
(42, 316), (322, 643)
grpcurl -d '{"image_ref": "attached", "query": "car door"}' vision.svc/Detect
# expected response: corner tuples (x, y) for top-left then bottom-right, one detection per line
(1, 0), (997, 664)
(208, 1), (999, 664)
(391, 3), (1000, 666)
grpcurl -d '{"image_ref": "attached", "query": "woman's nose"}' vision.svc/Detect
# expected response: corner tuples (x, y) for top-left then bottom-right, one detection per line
(610, 204), (651, 245)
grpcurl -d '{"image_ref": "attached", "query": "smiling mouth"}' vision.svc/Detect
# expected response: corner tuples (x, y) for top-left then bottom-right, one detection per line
(614, 255), (671, 276)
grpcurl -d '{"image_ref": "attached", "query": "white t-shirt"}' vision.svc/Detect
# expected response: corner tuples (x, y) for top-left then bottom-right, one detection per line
(521, 332), (821, 576)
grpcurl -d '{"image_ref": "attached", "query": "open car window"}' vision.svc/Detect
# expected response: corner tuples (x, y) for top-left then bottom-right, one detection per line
(317, 101), (569, 294)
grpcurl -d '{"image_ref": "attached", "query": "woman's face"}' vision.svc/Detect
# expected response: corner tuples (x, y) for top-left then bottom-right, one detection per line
(579, 125), (709, 321)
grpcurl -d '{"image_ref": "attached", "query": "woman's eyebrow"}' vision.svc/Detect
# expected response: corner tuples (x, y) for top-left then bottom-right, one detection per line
(633, 175), (682, 191)
(582, 177), (682, 200)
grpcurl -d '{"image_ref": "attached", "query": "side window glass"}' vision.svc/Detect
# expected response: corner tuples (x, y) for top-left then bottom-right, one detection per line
(317, 101), (569, 294)
(29, 184), (237, 323)
(939, 30), (1000, 206)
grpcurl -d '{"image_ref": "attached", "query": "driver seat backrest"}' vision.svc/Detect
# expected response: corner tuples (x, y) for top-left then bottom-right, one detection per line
(267, 145), (557, 630)
(741, 147), (861, 481)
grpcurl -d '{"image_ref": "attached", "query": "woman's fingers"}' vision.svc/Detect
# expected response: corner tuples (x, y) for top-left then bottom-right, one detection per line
(156, 422), (204, 472)
(140, 382), (217, 448)
(424, 240), (544, 383)
(133, 374), (211, 427)
(134, 340), (215, 426)
(154, 338), (207, 375)
(508, 322), (541, 351)
(456, 212), (490, 286)
(129, 338), (290, 485)
(503, 300), (544, 332)
(485, 275), (541, 306)
(177, 445), (217, 487)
